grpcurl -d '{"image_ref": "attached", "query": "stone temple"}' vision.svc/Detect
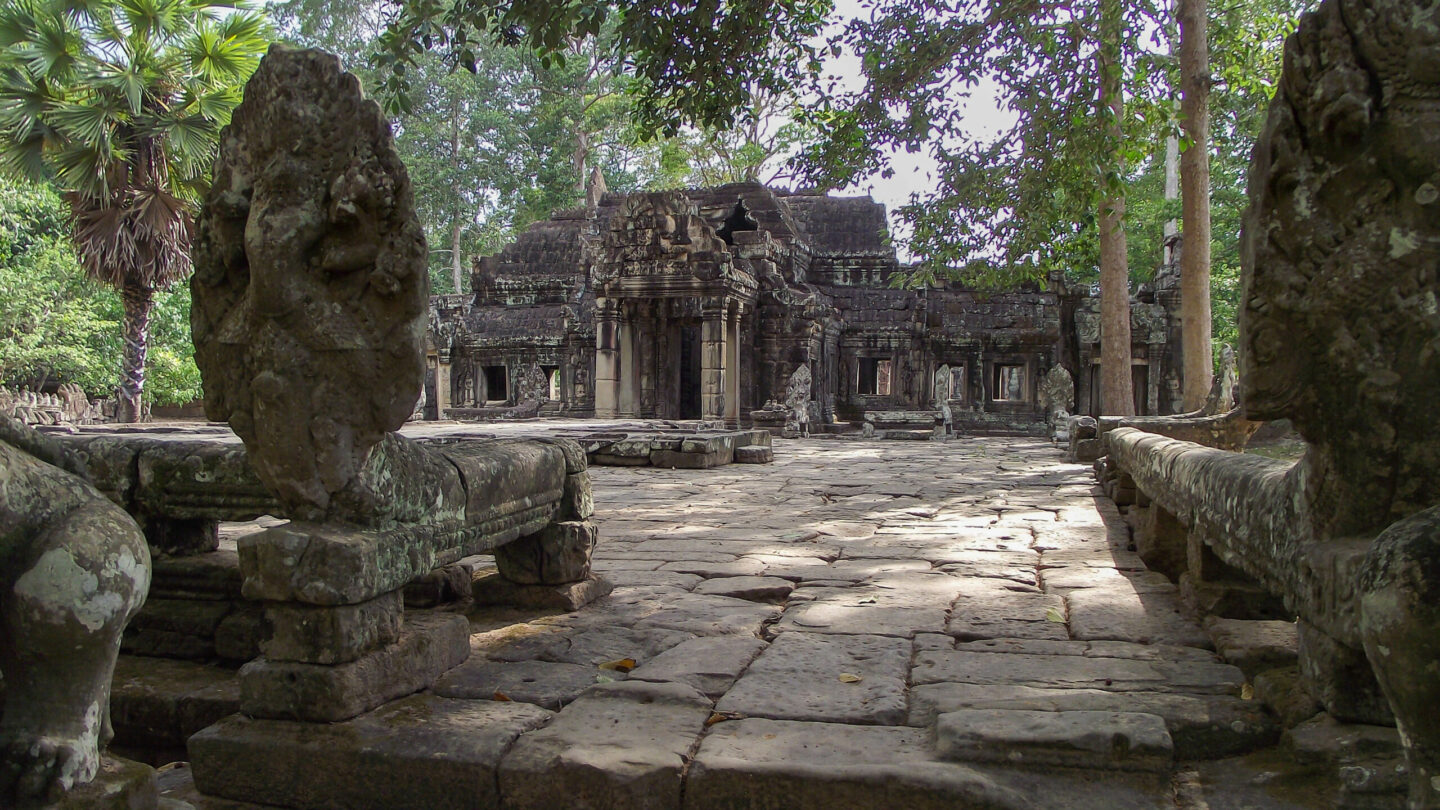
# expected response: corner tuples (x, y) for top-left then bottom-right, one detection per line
(424, 183), (1185, 431)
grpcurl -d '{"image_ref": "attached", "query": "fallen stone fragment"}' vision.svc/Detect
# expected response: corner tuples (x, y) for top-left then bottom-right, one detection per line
(627, 635), (768, 698)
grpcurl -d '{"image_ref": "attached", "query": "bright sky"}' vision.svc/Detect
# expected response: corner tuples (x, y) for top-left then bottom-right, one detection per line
(821, 0), (1018, 260)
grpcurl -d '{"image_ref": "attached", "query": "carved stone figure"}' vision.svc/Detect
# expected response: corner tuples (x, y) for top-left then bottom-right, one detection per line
(515, 363), (550, 403)
(783, 364), (812, 437)
(1038, 366), (1075, 428)
(192, 45), (429, 523)
(0, 416), (150, 804)
(932, 364), (952, 406)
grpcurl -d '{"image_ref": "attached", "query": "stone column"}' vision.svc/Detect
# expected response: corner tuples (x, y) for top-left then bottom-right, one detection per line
(725, 306), (741, 426)
(594, 297), (621, 418)
(434, 350), (452, 418)
(618, 302), (638, 417)
(638, 301), (658, 418)
(701, 299), (727, 421)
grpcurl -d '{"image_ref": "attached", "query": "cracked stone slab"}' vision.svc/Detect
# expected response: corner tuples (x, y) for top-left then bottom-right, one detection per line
(692, 575), (795, 603)
(1204, 618), (1298, 678)
(1065, 587), (1213, 649)
(191, 695), (552, 810)
(716, 632), (909, 724)
(498, 680), (712, 810)
(935, 709), (1173, 772)
(772, 601), (949, 637)
(433, 659), (607, 710)
(910, 683), (1278, 760)
(911, 650), (1244, 696)
(947, 591), (1069, 641)
(486, 624), (695, 668)
(687, 718), (1173, 810)
(627, 635), (768, 698)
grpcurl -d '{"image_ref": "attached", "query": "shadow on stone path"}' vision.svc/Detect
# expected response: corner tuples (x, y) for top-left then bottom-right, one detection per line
(157, 434), (1357, 809)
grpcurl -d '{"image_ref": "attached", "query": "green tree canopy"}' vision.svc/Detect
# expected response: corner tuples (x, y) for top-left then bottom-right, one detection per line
(0, 0), (271, 419)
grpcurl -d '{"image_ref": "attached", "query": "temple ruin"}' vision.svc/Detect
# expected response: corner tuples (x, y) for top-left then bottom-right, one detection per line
(425, 183), (1188, 432)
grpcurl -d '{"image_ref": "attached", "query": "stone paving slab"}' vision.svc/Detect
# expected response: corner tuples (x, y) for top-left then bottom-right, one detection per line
(716, 632), (910, 724)
(144, 429), (1345, 808)
(498, 680), (712, 810)
(934, 709), (1174, 772)
(190, 695), (552, 810)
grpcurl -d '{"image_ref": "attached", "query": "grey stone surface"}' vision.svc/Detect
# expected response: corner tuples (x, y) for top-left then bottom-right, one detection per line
(191, 695), (551, 810)
(498, 680), (712, 810)
(262, 590), (402, 665)
(471, 572), (613, 611)
(110, 655), (240, 750)
(717, 633), (909, 724)
(433, 659), (603, 710)
(934, 709), (1173, 772)
(239, 611), (470, 722)
(1204, 618), (1297, 678)
(691, 575), (795, 603)
(912, 650), (1244, 696)
(627, 635), (768, 698)
(911, 683), (1276, 760)
(1065, 586), (1212, 649)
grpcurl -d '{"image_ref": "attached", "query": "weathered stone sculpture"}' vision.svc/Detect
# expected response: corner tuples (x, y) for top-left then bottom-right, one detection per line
(783, 364), (812, 437)
(192, 44), (430, 524)
(1106, 2), (1440, 805)
(0, 416), (151, 805)
(1038, 366), (1074, 429)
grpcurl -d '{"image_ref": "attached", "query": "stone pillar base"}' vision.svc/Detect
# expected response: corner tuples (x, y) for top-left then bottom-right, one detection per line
(37, 756), (158, 810)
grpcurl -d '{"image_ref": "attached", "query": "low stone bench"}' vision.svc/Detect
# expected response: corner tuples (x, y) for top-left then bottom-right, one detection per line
(862, 410), (948, 440)
(587, 429), (772, 468)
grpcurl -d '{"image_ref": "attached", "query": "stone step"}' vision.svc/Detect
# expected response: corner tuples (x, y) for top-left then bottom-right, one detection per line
(110, 655), (240, 750)
(189, 695), (552, 810)
(934, 709), (1174, 773)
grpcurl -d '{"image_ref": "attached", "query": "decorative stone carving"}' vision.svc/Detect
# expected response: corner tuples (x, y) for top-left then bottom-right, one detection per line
(192, 44), (428, 523)
(783, 364), (812, 438)
(1038, 366), (1075, 428)
(0, 416), (151, 804)
(932, 365), (952, 406)
(515, 363), (549, 404)
(1109, 2), (1440, 803)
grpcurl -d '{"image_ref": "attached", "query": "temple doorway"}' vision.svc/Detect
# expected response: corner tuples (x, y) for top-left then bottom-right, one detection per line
(678, 324), (702, 419)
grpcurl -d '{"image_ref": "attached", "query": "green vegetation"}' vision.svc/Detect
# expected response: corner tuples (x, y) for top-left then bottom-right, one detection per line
(0, 0), (271, 419)
(0, 0), (1315, 414)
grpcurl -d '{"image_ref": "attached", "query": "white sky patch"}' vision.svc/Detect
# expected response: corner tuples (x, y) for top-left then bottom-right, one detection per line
(819, 0), (1019, 261)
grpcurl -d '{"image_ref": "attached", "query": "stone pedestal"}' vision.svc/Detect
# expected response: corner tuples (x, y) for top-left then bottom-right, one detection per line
(35, 756), (158, 810)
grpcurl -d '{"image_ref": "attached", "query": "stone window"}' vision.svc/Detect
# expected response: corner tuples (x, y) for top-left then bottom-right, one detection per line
(993, 364), (1026, 401)
(859, 358), (892, 396)
(483, 365), (508, 402)
(950, 366), (966, 402)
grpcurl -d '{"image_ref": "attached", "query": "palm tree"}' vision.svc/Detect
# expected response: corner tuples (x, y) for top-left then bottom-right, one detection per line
(0, 0), (269, 421)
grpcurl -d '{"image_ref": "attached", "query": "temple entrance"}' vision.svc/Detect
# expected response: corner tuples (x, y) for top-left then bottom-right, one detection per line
(678, 324), (702, 419)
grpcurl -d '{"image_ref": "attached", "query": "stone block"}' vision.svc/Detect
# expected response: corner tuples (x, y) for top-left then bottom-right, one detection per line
(1297, 621), (1394, 725)
(560, 471), (594, 520)
(935, 709), (1173, 772)
(402, 562), (474, 608)
(494, 521), (597, 585)
(441, 439), (565, 526)
(213, 602), (266, 662)
(687, 718), (1173, 810)
(140, 516), (220, 557)
(471, 572), (613, 611)
(40, 755), (158, 810)
(691, 575), (793, 603)
(110, 656), (240, 749)
(1129, 503), (1188, 581)
(238, 522), (435, 606)
(537, 436), (588, 473)
(1204, 618), (1298, 678)
(716, 632), (909, 725)
(262, 590), (403, 665)
(150, 550), (243, 601)
(649, 448), (729, 468)
(433, 659), (604, 710)
(909, 683), (1277, 761)
(1252, 665), (1323, 728)
(912, 650), (1244, 696)
(190, 695), (552, 810)
(498, 680), (712, 810)
(239, 611), (469, 722)
(627, 635), (768, 698)
(733, 444), (773, 463)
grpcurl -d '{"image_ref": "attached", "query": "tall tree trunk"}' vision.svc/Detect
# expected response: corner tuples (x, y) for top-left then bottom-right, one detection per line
(117, 280), (153, 423)
(1179, 0), (1213, 411)
(450, 217), (465, 294)
(1098, 0), (1136, 417)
